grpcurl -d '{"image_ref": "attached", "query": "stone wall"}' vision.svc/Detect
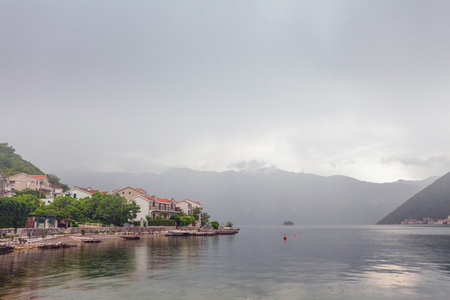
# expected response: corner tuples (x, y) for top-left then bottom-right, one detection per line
(0, 228), (16, 237)
(0, 226), (175, 238)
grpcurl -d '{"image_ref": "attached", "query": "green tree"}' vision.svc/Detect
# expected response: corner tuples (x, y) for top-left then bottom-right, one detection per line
(33, 193), (140, 226)
(226, 221), (233, 228)
(170, 214), (181, 225)
(201, 212), (210, 225)
(192, 207), (202, 220)
(33, 196), (78, 219)
(180, 216), (195, 226)
(14, 189), (47, 199)
(83, 193), (140, 226)
(0, 194), (40, 228)
(210, 221), (220, 229)
(46, 173), (70, 192)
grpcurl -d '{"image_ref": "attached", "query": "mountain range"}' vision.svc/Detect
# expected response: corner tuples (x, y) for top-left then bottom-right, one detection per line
(56, 167), (437, 225)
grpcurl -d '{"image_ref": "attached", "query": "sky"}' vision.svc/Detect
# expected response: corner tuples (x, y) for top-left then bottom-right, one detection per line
(2, 0), (450, 183)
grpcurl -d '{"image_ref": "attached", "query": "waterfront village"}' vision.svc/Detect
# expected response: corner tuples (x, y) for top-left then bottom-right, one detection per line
(0, 171), (234, 231)
(401, 216), (450, 225)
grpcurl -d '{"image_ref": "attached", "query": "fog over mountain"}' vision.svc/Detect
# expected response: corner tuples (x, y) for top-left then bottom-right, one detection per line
(56, 168), (436, 226)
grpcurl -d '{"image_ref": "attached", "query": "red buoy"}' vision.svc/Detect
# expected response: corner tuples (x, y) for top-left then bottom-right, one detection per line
(294, 234), (296, 237)
(283, 235), (287, 240)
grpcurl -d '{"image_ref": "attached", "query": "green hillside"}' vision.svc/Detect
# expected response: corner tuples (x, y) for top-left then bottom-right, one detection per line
(377, 171), (450, 224)
(0, 143), (44, 177)
(0, 143), (69, 191)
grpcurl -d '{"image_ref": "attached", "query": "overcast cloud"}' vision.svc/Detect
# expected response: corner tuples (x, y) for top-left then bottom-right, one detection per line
(2, 0), (450, 183)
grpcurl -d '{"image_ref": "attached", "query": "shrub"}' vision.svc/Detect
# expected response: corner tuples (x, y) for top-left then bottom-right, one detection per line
(180, 216), (195, 225)
(210, 221), (220, 229)
(160, 219), (176, 226)
(81, 229), (86, 235)
(147, 219), (176, 226)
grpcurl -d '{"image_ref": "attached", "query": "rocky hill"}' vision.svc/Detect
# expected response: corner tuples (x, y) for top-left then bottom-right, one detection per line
(377, 171), (450, 224)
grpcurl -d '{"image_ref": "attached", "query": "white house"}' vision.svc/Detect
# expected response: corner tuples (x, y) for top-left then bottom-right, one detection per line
(131, 195), (178, 221)
(62, 186), (106, 199)
(51, 185), (63, 198)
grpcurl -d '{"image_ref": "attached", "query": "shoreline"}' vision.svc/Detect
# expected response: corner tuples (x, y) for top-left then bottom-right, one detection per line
(0, 227), (239, 254)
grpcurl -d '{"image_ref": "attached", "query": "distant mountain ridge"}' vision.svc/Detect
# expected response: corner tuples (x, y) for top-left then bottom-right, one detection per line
(378, 171), (450, 224)
(56, 167), (437, 225)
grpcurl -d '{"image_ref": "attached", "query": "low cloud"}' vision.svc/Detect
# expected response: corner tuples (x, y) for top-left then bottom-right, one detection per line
(228, 160), (277, 172)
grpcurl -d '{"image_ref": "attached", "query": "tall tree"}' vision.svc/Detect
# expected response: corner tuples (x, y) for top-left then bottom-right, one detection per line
(34, 193), (140, 226)
(0, 194), (40, 228)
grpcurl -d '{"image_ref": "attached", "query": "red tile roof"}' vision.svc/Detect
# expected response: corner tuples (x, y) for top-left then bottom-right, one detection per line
(31, 175), (47, 179)
(75, 186), (100, 194)
(112, 187), (147, 194)
(156, 198), (173, 203)
(181, 199), (201, 205)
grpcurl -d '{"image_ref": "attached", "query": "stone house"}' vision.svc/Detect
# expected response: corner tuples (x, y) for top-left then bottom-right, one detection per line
(7, 173), (53, 198)
(112, 186), (147, 201)
(176, 199), (203, 216)
(0, 170), (12, 197)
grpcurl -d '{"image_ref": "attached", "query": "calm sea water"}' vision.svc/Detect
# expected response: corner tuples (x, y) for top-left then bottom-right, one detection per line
(2, 225), (450, 299)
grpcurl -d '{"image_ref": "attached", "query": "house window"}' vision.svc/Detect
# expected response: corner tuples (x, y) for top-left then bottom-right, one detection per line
(129, 192), (131, 194)
(122, 192), (125, 194)
(73, 193), (77, 199)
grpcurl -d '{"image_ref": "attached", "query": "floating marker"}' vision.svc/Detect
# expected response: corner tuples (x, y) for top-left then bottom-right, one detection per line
(283, 235), (287, 240)
(294, 234), (296, 237)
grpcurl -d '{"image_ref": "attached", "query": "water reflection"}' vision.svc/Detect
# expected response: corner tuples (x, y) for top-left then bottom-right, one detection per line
(2, 227), (450, 299)
(0, 239), (136, 299)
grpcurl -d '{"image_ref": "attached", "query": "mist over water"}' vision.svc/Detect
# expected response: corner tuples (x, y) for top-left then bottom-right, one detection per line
(2, 225), (450, 299)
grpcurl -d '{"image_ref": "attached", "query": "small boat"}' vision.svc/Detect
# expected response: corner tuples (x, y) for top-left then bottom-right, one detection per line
(282, 221), (294, 226)
(80, 238), (102, 243)
(119, 235), (140, 240)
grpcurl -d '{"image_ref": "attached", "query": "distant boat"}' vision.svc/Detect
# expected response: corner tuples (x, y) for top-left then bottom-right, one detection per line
(282, 221), (294, 226)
